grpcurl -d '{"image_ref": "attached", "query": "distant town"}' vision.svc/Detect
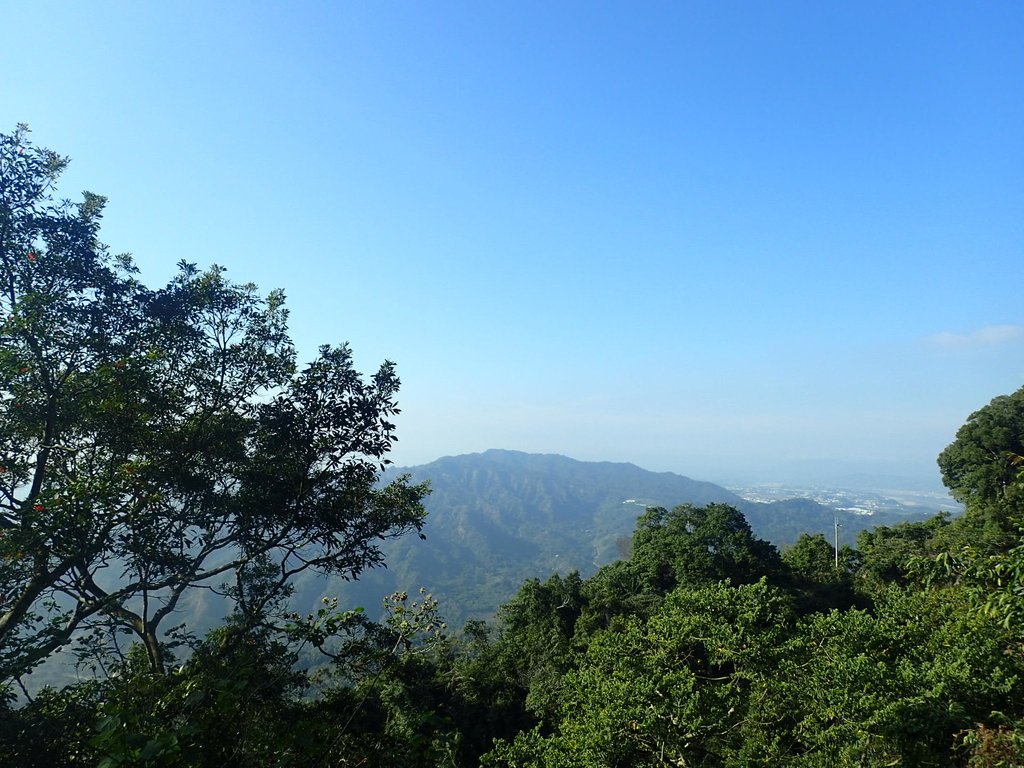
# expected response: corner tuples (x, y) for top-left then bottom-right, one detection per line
(727, 483), (962, 518)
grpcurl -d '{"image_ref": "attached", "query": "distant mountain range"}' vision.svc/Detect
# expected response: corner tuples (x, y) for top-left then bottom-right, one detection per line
(314, 449), (945, 628)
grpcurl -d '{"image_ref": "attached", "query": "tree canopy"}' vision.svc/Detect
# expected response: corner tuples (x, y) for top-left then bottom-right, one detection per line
(631, 502), (785, 592)
(0, 125), (427, 680)
(938, 385), (1024, 544)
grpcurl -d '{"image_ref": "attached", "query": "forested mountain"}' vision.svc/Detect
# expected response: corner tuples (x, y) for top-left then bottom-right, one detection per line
(329, 449), (941, 626)
(330, 449), (742, 622)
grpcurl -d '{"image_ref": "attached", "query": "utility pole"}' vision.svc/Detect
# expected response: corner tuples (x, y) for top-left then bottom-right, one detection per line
(834, 516), (842, 570)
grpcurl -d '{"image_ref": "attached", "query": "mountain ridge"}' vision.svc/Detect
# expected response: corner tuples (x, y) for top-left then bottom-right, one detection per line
(315, 449), (942, 627)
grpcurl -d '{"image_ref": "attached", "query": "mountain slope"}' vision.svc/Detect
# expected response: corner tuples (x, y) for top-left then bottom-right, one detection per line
(318, 450), (938, 627)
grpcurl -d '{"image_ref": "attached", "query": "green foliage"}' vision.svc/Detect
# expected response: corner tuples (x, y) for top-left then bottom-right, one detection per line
(0, 126), (427, 680)
(86, 634), (303, 767)
(578, 558), (658, 635)
(960, 541), (1024, 633)
(486, 581), (1024, 767)
(482, 455), (1024, 767)
(910, 523), (1024, 635)
(493, 572), (585, 720)
(0, 680), (102, 766)
(486, 580), (798, 767)
(782, 533), (863, 613)
(574, 503), (784, 638)
(938, 385), (1024, 546)
(629, 503), (785, 595)
(0, 590), (456, 768)
(774, 588), (1020, 765)
(855, 513), (953, 587)
(783, 533), (861, 582)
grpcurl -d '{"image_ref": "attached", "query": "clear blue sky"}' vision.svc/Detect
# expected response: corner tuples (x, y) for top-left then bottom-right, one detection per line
(3, 2), (1022, 486)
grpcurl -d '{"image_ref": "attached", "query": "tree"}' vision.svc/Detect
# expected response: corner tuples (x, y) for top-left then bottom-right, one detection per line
(484, 580), (798, 767)
(492, 571), (585, 720)
(630, 503), (784, 593)
(782, 533), (863, 613)
(485, 580), (1024, 767)
(574, 504), (785, 637)
(938, 385), (1024, 546)
(775, 587), (1022, 766)
(855, 513), (953, 588)
(0, 125), (427, 681)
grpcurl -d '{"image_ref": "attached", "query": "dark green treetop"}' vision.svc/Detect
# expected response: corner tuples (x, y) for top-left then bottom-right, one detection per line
(631, 502), (785, 592)
(938, 385), (1024, 543)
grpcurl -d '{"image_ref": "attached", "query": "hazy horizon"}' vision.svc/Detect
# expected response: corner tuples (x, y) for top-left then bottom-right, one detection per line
(393, 446), (949, 493)
(5, 2), (1021, 488)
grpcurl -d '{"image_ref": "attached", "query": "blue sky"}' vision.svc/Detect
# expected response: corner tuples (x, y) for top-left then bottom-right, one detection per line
(3, 2), (1022, 486)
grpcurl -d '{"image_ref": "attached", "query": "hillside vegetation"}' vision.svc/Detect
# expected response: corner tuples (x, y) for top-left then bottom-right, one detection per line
(334, 449), (945, 628)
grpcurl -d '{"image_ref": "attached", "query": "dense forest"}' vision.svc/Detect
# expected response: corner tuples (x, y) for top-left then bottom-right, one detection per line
(3, 127), (1024, 767)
